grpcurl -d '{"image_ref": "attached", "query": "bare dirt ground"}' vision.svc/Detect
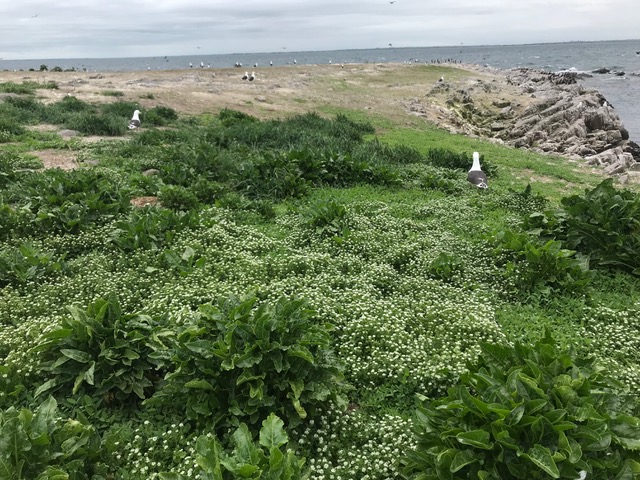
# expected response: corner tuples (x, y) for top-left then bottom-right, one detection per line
(0, 63), (506, 127)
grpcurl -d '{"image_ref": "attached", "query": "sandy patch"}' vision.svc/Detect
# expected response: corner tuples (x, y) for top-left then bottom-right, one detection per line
(31, 149), (78, 170)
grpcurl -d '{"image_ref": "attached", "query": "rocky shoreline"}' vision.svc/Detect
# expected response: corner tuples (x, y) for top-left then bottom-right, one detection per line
(408, 65), (640, 178)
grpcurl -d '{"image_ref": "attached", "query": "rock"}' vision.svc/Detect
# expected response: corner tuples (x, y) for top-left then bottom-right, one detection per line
(613, 71), (625, 76)
(142, 169), (160, 176)
(618, 174), (630, 185)
(490, 122), (506, 131)
(58, 129), (80, 138)
(492, 100), (511, 108)
(592, 67), (611, 74)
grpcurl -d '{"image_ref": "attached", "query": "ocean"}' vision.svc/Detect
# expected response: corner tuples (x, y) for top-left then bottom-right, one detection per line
(2, 40), (639, 142)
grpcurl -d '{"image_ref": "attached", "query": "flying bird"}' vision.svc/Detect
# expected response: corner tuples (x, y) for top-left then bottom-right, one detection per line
(467, 152), (488, 189)
(128, 110), (141, 130)
(389, 1), (396, 3)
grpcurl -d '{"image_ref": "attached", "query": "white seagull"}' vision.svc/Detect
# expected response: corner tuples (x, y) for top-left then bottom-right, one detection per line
(242, 71), (249, 80)
(467, 152), (488, 189)
(128, 110), (141, 130)
(248, 71), (256, 81)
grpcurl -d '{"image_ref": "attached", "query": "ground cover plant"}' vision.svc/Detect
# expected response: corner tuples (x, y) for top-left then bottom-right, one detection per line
(1, 92), (640, 479)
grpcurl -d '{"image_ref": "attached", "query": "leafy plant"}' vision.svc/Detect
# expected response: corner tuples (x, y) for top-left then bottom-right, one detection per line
(33, 294), (167, 404)
(493, 229), (592, 296)
(527, 179), (640, 276)
(300, 200), (350, 239)
(0, 396), (104, 480)
(428, 252), (464, 282)
(160, 413), (308, 479)
(402, 329), (640, 479)
(148, 294), (346, 430)
(158, 184), (200, 211)
(0, 242), (67, 287)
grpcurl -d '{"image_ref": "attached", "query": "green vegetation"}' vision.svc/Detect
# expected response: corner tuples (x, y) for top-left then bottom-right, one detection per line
(1, 87), (640, 479)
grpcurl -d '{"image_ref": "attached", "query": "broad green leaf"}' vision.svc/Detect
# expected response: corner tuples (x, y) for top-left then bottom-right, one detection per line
(195, 435), (223, 480)
(450, 449), (478, 473)
(522, 444), (560, 478)
(34, 379), (60, 397)
(287, 346), (314, 364)
(456, 430), (493, 450)
(288, 379), (304, 399)
(83, 362), (95, 386)
(184, 379), (215, 391)
(260, 413), (288, 450)
(31, 396), (57, 436)
(60, 349), (93, 364)
(232, 423), (259, 465)
(610, 415), (640, 450)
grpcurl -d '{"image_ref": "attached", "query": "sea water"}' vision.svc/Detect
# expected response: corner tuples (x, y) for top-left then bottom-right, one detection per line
(2, 40), (639, 141)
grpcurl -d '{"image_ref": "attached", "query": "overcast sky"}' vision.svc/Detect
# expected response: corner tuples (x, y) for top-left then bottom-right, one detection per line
(1, 0), (638, 60)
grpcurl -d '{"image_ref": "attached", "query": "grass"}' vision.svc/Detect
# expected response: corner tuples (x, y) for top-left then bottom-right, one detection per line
(1, 88), (640, 478)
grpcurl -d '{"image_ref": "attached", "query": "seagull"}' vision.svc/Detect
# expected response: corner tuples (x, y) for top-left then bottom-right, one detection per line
(128, 110), (141, 130)
(438, 75), (444, 82)
(389, 1), (396, 3)
(270, 60), (273, 66)
(467, 152), (488, 189)
(248, 71), (256, 81)
(242, 71), (249, 80)
(388, 43), (393, 47)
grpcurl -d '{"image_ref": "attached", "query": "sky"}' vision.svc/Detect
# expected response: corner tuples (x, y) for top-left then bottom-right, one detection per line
(1, 0), (638, 60)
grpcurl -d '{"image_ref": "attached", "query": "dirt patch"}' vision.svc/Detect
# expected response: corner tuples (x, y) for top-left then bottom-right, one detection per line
(130, 196), (161, 207)
(31, 149), (79, 170)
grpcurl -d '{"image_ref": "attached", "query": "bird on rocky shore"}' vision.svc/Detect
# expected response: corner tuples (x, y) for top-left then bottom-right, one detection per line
(467, 151), (488, 189)
(128, 110), (141, 130)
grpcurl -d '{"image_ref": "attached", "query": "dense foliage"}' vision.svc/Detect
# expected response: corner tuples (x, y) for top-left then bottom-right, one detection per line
(402, 330), (640, 479)
(1, 88), (640, 478)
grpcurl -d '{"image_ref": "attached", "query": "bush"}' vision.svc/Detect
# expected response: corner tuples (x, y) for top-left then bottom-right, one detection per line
(144, 106), (179, 126)
(527, 179), (640, 276)
(158, 184), (200, 211)
(492, 229), (592, 297)
(402, 329), (640, 479)
(34, 295), (165, 404)
(0, 396), (105, 479)
(0, 242), (67, 287)
(148, 294), (346, 431)
(65, 111), (127, 136)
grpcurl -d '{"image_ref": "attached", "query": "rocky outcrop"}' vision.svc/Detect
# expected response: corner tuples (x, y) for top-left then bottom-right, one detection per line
(415, 66), (639, 174)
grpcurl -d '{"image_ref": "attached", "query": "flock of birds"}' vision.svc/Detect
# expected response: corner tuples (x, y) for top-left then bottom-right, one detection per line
(127, 107), (489, 189)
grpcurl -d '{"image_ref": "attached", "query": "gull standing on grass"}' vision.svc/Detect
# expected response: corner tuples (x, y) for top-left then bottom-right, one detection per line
(467, 151), (488, 189)
(128, 110), (141, 130)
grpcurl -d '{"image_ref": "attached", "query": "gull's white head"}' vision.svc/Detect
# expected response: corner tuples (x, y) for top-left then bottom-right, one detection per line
(471, 151), (481, 171)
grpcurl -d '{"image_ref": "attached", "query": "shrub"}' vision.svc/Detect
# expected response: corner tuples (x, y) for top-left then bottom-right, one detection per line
(402, 329), (640, 479)
(300, 200), (350, 239)
(158, 184), (200, 211)
(492, 229), (592, 297)
(0, 396), (105, 479)
(34, 295), (165, 404)
(64, 111), (127, 136)
(110, 207), (196, 252)
(144, 106), (179, 126)
(192, 413), (308, 479)
(148, 294), (346, 430)
(0, 242), (67, 287)
(527, 179), (640, 276)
